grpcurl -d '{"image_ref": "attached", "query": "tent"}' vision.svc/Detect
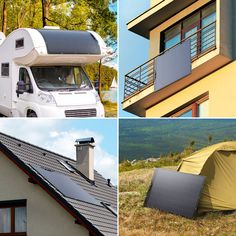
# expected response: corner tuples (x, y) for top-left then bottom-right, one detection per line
(177, 141), (236, 213)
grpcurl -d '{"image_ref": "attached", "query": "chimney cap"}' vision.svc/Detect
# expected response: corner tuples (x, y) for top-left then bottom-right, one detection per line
(75, 137), (95, 145)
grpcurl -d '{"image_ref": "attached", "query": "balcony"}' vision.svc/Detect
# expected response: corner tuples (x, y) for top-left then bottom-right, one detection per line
(123, 18), (232, 117)
(124, 21), (216, 100)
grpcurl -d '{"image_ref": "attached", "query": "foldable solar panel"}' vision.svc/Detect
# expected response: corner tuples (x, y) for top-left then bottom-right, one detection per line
(31, 164), (100, 206)
(144, 168), (205, 218)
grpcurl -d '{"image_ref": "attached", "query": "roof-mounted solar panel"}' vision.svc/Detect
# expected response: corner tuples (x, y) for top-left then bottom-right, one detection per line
(58, 160), (75, 173)
(144, 168), (205, 218)
(31, 164), (100, 206)
(75, 137), (95, 144)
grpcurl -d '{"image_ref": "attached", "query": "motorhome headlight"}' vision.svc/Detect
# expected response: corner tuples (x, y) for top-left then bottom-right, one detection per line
(38, 92), (56, 104)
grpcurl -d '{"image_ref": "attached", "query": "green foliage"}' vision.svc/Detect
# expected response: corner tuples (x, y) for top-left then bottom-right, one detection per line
(120, 120), (236, 162)
(84, 63), (117, 90)
(0, 0), (117, 44)
(119, 147), (192, 173)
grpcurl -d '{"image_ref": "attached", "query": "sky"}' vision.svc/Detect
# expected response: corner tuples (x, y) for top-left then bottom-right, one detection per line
(0, 119), (118, 185)
(119, 0), (149, 117)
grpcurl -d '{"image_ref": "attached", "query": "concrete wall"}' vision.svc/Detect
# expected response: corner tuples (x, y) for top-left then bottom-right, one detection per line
(146, 61), (236, 117)
(0, 151), (89, 236)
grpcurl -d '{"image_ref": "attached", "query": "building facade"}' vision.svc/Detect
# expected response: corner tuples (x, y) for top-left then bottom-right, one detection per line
(122, 0), (236, 117)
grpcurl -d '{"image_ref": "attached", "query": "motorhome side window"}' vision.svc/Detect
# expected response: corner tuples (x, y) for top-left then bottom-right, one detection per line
(19, 68), (32, 92)
(15, 38), (24, 48)
(1, 63), (9, 76)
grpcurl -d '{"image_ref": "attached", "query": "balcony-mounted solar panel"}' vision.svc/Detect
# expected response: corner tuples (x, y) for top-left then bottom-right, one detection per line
(144, 168), (205, 218)
(30, 164), (100, 206)
(154, 40), (192, 92)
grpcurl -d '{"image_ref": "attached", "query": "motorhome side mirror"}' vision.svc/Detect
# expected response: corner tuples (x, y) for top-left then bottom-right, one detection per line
(16, 81), (26, 96)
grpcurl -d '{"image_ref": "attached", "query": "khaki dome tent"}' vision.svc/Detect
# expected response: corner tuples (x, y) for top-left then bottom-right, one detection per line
(177, 141), (236, 213)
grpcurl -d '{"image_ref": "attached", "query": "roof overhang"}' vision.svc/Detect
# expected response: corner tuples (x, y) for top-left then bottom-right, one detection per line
(127, 0), (198, 39)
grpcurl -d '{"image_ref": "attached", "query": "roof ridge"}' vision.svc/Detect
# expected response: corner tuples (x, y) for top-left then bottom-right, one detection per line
(0, 132), (114, 184)
(0, 131), (76, 162)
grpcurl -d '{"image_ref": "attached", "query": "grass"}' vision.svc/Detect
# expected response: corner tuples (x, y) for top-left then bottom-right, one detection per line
(119, 149), (193, 172)
(103, 100), (117, 117)
(119, 167), (236, 236)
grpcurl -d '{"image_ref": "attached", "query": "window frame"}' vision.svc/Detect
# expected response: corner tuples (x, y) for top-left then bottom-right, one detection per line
(165, 93), (209, 118)
(19, 67), (33, 93)
(161, 0), (216, 59)
(15, 38), (24, 49)
(1, 63), (9, 77)
(0, 200), (27, 236)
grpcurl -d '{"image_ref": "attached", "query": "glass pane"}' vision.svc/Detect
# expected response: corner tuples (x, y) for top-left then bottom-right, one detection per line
(198, 100), (209, 117)
(183, 12), (200, 29)
(202, 12), (216, 28)
(184, 27), (198, 58)
(164, 34), (181, 50)
(0, 208), (11, 233)
(164, 24), (181, 40)
(201, 14), (216, 52)
(202, 2), (216, 18)
(178, 109), (192, 118)
(15, 207), (27, 232)
(31, 66), (92, 91)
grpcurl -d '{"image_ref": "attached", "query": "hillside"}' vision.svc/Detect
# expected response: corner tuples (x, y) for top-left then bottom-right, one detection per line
(119, 119), (236, 162)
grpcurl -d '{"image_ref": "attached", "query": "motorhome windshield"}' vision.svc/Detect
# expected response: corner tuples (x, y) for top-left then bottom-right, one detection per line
(31, 66), (93, 91)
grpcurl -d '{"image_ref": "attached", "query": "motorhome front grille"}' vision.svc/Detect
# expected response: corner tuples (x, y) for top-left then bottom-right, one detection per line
(65, 109), (97, 117)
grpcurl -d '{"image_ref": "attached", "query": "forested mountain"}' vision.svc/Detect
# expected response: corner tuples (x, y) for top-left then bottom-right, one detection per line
(119, 119), (236, 161)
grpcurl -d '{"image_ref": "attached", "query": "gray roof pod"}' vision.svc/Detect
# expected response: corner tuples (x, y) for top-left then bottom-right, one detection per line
(37, 29), (101, 55)
(0, 132), (117, 236)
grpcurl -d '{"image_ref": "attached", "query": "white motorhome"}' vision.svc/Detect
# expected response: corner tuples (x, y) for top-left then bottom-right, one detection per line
(0, 28), (107, 117)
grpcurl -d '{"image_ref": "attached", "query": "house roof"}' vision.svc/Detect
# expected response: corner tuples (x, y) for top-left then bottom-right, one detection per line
(0, 132), (117, 236)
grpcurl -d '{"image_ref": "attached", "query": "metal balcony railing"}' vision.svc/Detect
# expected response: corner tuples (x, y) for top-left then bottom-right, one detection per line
(124, 21), (216, 99)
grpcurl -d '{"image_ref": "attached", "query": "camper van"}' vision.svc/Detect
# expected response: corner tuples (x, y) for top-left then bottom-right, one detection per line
(0, 28), (107, 117)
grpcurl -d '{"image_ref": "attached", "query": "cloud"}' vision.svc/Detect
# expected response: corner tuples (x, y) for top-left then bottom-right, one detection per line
(0, 119), (117, 184)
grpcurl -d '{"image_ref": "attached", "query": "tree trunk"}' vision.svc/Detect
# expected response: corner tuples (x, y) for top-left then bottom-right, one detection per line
(2, 1), (7, 34)
(98, 60), (102, 96)
(42, 0), (50, 27)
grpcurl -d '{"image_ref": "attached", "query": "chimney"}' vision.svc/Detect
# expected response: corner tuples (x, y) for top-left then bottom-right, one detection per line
(75, 137), (95, 181)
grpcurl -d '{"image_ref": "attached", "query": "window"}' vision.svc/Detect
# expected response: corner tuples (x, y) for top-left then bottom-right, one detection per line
(31, 66), (92, 91)
(1, 63), (9, 77)
(168, 94), (209, 118)
(15, 38), (24, 49)
(0, 200), (27, 235)
(162, 1), (216, 59)
(19, 68), (33, 93)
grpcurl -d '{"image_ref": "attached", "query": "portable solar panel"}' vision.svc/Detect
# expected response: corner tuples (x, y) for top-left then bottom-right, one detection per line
(31, 164), (100, 206)
(144, 168), (205, 218)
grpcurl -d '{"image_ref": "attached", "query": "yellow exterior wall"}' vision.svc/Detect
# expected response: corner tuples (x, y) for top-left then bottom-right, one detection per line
(146, 61), (236, 117)
(0, 151), (89, 236)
